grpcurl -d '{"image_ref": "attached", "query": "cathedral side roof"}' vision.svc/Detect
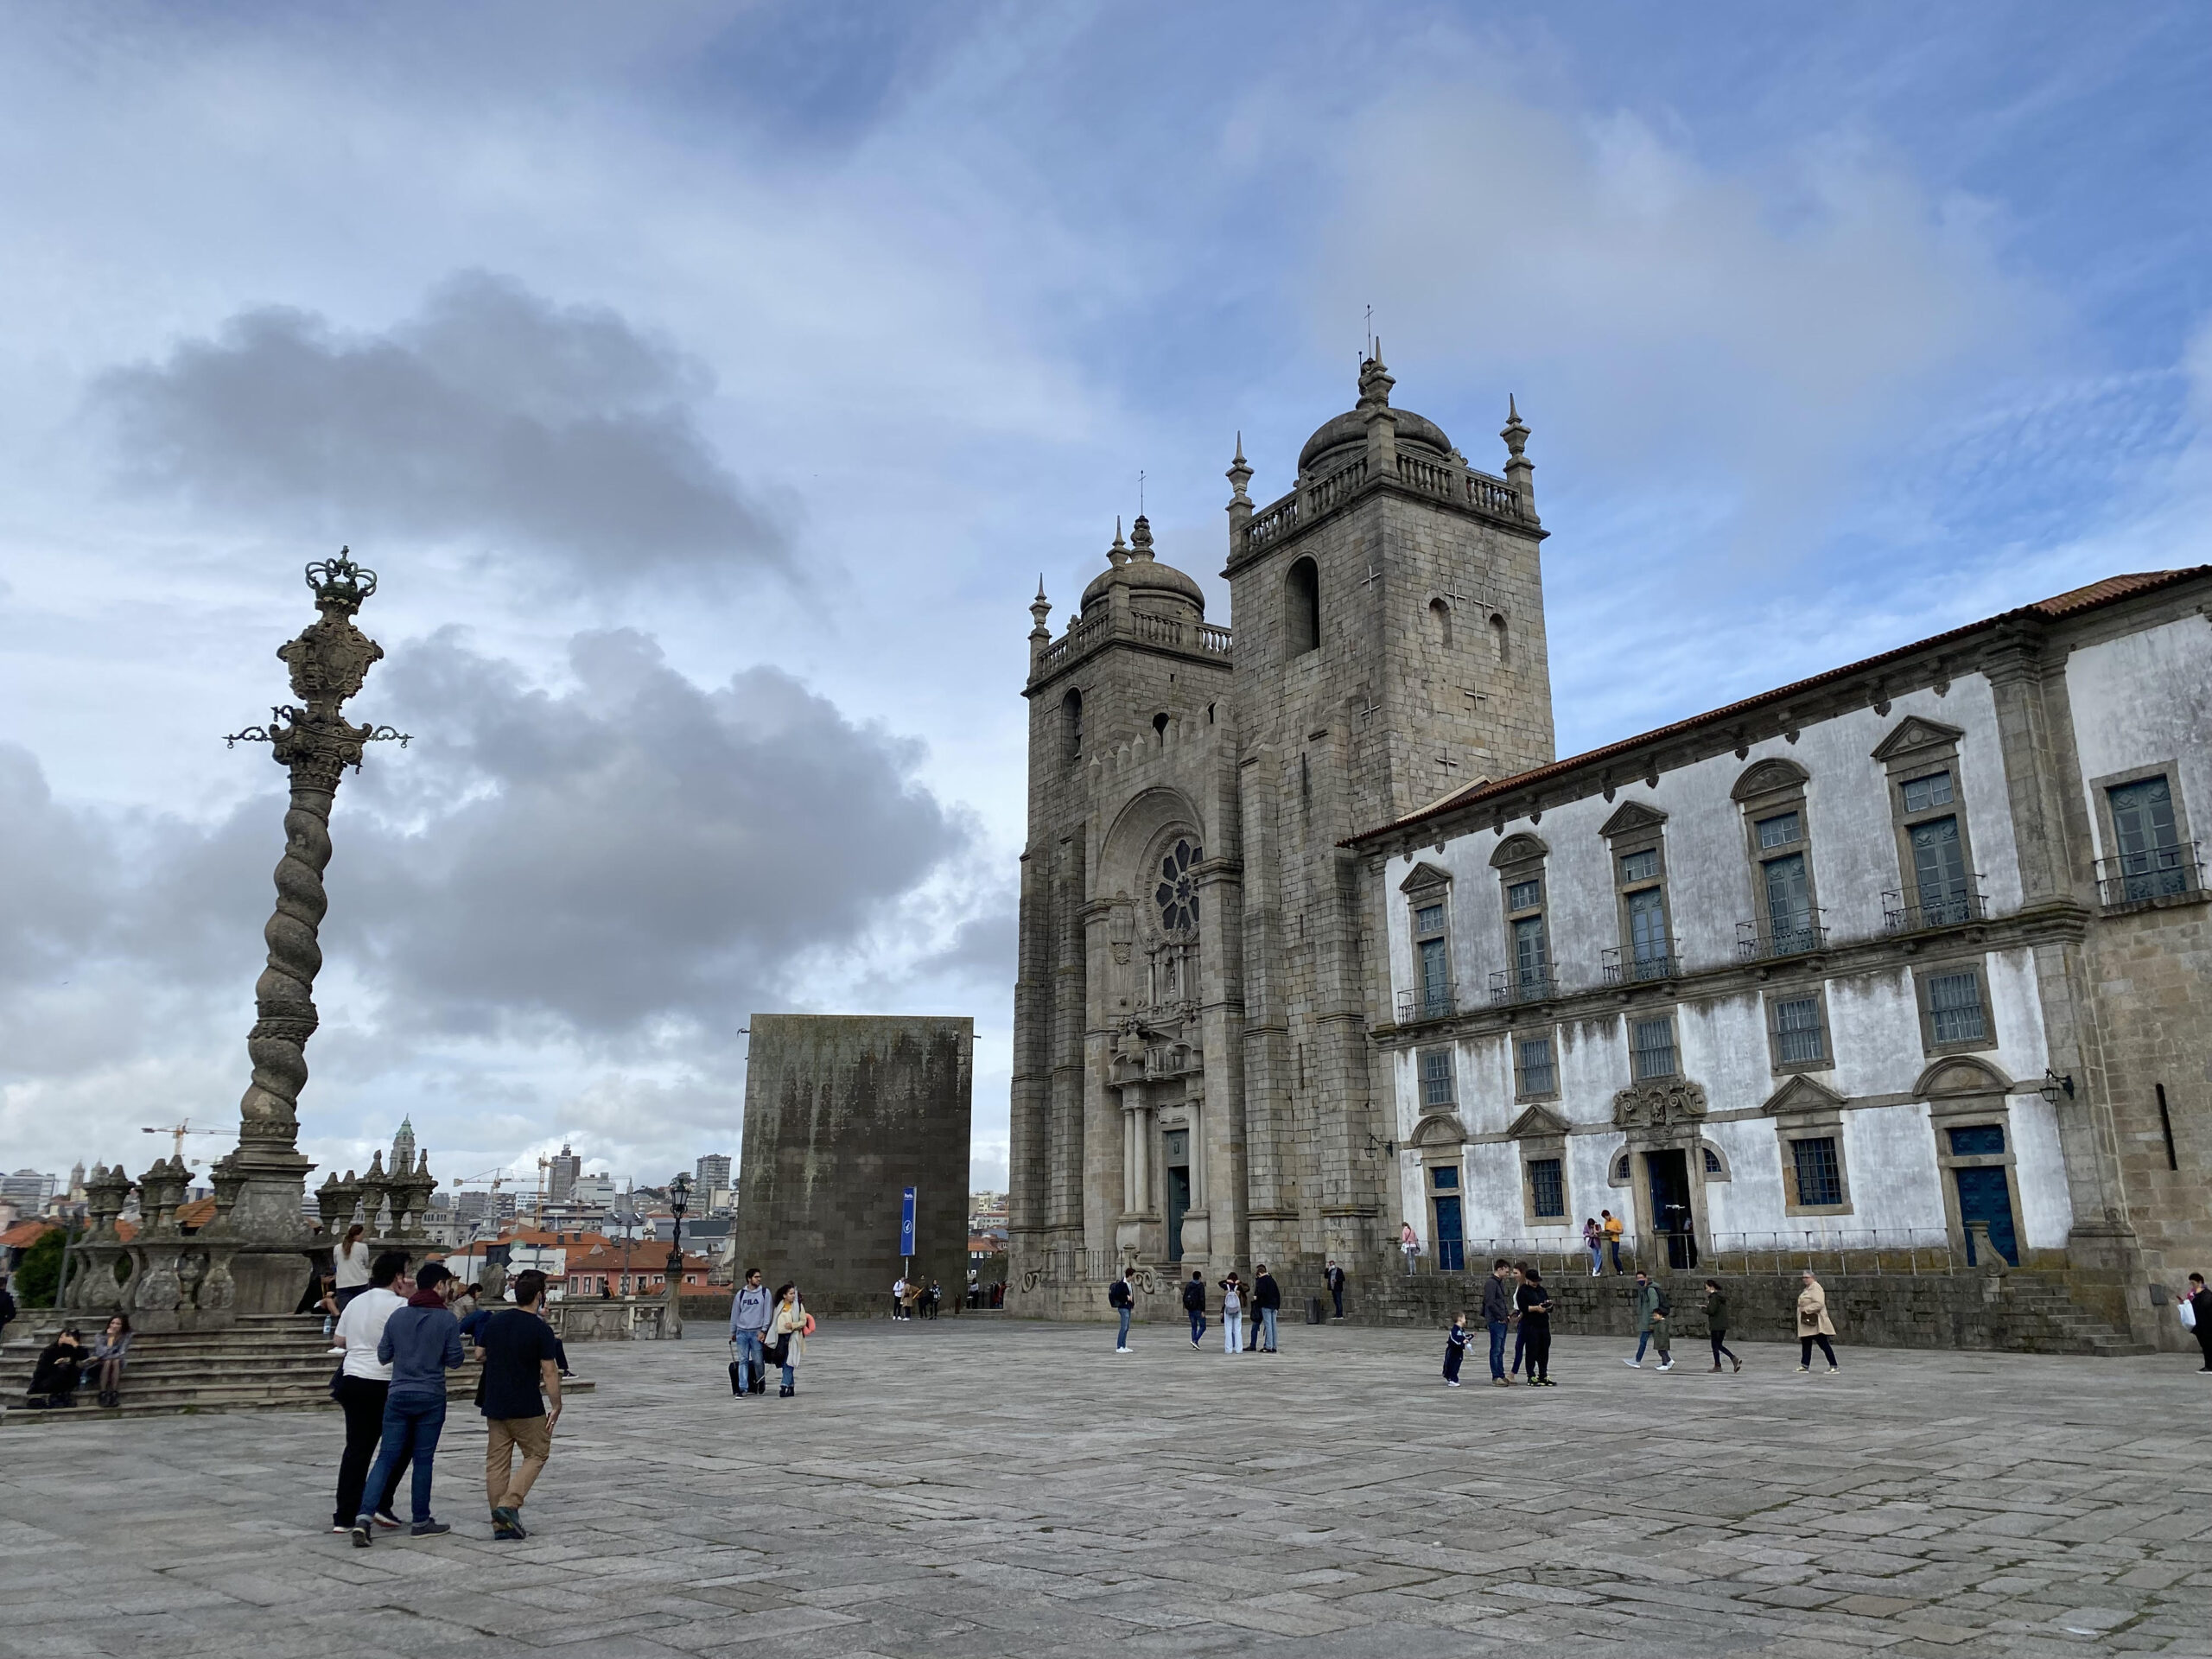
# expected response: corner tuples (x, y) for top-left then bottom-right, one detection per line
(1346, 565), (2212, 849)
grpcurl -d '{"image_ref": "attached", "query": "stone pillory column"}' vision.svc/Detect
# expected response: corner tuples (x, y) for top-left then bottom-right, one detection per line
(220, 549), (410, 1314)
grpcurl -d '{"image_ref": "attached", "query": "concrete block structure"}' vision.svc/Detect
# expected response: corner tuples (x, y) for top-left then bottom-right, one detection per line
(734, 1014), (973, 1314)
(1008, 349), (2212, 1352)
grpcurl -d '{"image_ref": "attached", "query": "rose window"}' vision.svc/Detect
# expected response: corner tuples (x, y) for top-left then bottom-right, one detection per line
(1154, 838), (1202, 933)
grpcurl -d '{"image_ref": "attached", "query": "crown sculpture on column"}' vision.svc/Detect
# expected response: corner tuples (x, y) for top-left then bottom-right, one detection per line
(214, 550), (411, 1315)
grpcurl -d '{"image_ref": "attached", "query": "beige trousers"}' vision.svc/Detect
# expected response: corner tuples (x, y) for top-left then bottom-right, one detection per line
(486, 1414), (553, 1510)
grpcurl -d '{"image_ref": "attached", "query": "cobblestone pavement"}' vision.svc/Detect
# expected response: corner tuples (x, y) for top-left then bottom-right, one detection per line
(3, 1319), (2209, 1657)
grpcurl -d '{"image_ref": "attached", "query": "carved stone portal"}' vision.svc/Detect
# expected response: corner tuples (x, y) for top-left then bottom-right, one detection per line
(1612, 1077), (1709, 1131)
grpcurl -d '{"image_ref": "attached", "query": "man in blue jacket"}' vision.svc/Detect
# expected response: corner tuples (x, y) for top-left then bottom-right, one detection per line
(352, 1261), (465, 1544)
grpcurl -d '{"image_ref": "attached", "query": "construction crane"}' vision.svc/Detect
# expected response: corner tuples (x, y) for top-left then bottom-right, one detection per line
(140, 1120), (229, 1161)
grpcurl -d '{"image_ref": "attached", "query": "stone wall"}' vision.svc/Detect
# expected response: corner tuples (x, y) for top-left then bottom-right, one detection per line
(734, 1014), (973, 1316)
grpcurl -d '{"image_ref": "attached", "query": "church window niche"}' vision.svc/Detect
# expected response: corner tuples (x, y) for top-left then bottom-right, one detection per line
(1430, 597), (1452, 650)
(1062, 689), (1083, 762)
(1287, 556), (1320, 655)
(1489, 612), (1510, 664)
(1145, 836), (1203, 1011)
(1153, 711), (1170, 746)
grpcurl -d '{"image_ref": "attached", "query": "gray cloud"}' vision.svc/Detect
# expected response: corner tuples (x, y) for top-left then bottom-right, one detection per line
(336, 626), (976, 1036)
(92, 271), (787, 587)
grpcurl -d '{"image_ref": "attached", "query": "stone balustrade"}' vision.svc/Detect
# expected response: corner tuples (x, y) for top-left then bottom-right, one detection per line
(1032, 608), (1234, 683)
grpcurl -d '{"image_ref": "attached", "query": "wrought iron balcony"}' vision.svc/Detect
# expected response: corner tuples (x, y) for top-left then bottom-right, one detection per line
(1603, 944), (1681, 984)
(1882, 884), (1988, 932)
(1490, 968), (1556, 1005)
(1395, 982), (1459, 1024)
(2095, 842), (2204, 908)
(1736, 916), (1828, 962)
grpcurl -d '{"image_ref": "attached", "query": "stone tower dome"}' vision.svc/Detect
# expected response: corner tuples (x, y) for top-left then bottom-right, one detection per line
(1079, 514), (1206, 620)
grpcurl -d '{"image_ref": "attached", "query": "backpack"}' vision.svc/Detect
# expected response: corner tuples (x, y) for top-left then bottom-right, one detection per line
(1109, 1280), (1132, 1310)
(1653, 1285), (1671, 1317)
(1181, 1279), (1205, 1313)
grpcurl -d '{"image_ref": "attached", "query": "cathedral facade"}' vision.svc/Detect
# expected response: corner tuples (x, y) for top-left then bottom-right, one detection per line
(1007, 355), (2210, 1351)
(1008, 354), (1551, 1310)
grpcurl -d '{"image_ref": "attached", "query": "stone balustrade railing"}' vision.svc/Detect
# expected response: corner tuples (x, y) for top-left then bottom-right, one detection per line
(1243, 451), (1529, 562)
(1033, 609), (1234, 682)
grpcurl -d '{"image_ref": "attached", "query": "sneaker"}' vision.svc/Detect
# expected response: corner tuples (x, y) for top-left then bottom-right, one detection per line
(349, 1521), (372, 1548)
(1528, 1377), (1541, 1387)
(1115, 1346), (1128, 1353)
(1824, 1367), (1840, 1376)
(1796, 1364), (1809, 1373)
(372, 1510), (403, 1530)
(1732, 1356), (1742, 1373)
(1491, 1377), (1511, 1387)
(491, 1506), (527, 1540)
(326, 1345), (346, 1357)
(330, 1523), (350, 1535)
(1446, 1379), (1460, 1388)
(410, 1520), (450, 1538)
(1539, 1378), (1557, 1387)
(1657, 1361), (1674, 1372)
(1622, 1358), (1641, 1369)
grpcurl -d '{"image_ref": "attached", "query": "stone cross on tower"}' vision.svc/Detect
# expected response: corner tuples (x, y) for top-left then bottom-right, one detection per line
(219, 549), (410, 1313)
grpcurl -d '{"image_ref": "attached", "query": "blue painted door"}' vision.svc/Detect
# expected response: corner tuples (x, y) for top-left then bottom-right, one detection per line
(1433, 1196), (1464, 1272)
(1953, 1166), (2018, 1265)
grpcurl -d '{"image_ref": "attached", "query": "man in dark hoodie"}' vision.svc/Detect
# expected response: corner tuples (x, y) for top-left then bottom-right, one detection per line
(1252, 1263), (1282, 1353)
(353, 1261), (466, 1545)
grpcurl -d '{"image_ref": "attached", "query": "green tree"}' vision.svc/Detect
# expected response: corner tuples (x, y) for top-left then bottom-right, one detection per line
(12, 1226), (65, 1306)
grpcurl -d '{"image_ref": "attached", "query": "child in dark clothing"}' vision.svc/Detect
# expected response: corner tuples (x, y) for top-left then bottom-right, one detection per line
(1442, 1313), (1469, 1387)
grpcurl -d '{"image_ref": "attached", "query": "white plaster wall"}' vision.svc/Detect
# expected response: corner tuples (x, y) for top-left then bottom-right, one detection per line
(2065, 616), (2212, 860)
(1842, 1103), (1947, 1239)
(2009, 1095), (2075, 1248)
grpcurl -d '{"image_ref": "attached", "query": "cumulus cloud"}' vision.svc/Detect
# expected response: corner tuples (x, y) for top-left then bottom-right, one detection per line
(339, 626), (976, 1035)
(92, 272), (789, 588)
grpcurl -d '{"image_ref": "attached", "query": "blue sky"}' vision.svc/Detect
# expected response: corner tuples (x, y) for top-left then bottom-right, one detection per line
(1, 2), (2206, 1195)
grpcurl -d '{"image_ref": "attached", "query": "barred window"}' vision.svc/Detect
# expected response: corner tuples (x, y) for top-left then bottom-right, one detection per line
(1631, 1016), (1678, 1080)
(1517, 1036), (1556, 1096)
(1929, 971), (1986, 1045)
(1703, 1147), (1724, 1175)
(1528, 1158), (1565, 1218)
(1419, 1047), (1456, 1109)
(1791, 1137), (1843, 1207)
(1775, 996), (1826, 1065)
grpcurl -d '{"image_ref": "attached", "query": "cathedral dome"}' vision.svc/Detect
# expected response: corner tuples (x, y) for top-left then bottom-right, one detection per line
(1296, 406), (1453, 473)
(1080, 516), (1206, 613)
(1295, 347), (1453, 474)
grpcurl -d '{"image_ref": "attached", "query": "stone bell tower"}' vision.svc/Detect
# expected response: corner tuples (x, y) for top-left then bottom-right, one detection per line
(1220, 349), (1555, 1271)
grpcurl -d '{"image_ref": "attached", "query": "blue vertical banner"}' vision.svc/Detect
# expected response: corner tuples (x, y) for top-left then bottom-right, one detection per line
(899, 1186), (917, 1256)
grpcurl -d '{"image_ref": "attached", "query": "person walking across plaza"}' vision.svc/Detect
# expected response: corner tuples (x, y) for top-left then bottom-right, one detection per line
(1219, 1272), (1245, 1355)
(1182, 1270), (1208, 1347)
(1481, 1258), (1515, 1387)
(1796, 1268), (1840, 1373)
(1624, 1271), (1668, 1368)
(772, 1284), (811, 1396)
(1581, 1217), (1604, 1276)
(1109, 1267), (1135, 1352)
(2182, 1272), (2212, 1371)
(330, 1250), (410, 1535)
(1704, 1280), (1741, 1372)
(1441, 1313), (1469, 1387)
(1253, 1263), (1281, 1353)
(1324, 1258), (1346, 1320)
(352, 1261), (465, 1545)
(1516, 1267), (1554, 1385)
(730, 1268), (772, 1395)
(1601, 1210), (1625, 1274)
(475, 1268), (563, 1541)
(334, 1223), (372, 1308)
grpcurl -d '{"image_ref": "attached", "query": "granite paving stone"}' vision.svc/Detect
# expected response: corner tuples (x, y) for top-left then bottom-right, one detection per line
(3, 1320), (2210, 1656)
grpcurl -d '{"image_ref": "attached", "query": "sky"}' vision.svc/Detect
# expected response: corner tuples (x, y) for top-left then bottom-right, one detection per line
(2, 2), (2208, 1200)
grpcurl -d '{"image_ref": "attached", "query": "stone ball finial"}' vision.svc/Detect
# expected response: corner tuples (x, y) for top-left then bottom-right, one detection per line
(1128, 515), (1155, 561)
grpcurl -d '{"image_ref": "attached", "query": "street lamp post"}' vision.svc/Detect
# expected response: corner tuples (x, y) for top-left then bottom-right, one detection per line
(665, 1173), (692, 1339)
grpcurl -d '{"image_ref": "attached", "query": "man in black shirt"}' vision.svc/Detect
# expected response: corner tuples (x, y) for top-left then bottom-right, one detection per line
(1253, 1264), (1282, 1352)
(474, 1268), (563, 1540)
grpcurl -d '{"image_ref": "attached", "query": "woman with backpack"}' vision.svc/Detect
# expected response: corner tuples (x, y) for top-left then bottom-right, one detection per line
(771, 1284), (812, 1397)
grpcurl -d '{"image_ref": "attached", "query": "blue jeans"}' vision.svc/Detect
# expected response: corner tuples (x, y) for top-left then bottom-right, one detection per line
(732, 1330), (763, 1390)
(1188, 1309), (1206, 1343)
(780, 1361), (796, 1390)
(1116, 1307), (1132, 1348)
(1259, 1307), (1278, 1350)
(1223, 1312), (1243, 1353)
(1634, 1330), (1652, 1363)
(1487, 1319), (1510, 1380)
(359, 1391), (446, 1525)
(1587, 1243), (1604, 1274)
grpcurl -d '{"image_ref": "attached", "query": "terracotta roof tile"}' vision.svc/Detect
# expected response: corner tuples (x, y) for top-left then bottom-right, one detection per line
(1349, 567), (2210, 847)
(0, 1220), (59, 1249)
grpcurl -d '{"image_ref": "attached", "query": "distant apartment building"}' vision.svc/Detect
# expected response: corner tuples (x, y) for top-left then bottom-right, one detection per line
(546, 1143), (582, 1203)
(695, 1153), (732, 1192)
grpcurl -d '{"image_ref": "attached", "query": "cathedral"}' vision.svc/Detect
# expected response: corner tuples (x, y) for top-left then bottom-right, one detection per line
(1007, 353), (2210, 1352)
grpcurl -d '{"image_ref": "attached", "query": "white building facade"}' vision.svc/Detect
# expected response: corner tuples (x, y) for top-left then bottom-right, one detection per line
(1357, 572), (2211, 1343)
